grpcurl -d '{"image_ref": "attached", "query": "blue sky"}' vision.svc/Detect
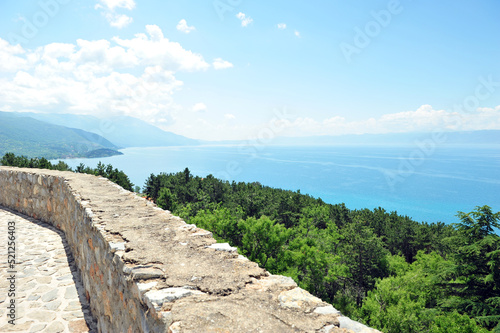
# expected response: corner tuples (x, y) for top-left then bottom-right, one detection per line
(0, 0), (499, 140)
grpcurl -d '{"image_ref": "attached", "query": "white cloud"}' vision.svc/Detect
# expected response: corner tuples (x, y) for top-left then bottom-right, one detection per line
(212, 58), (233, 70)
(106, 13), (134, 29)
(225, 113), (236, 120)
(272, 104), (500, 137)
(477, 105), (500, 113)
(0, 25), (225, 127)
(95, 0), (135, 28)
(176, 19), (195, 34)
(96, 0), (135, 11)
(0, 39), (28, 72)
(294, 30), (301, 38)
(113, 25), (210, 71)
(192, 103), (207, 112)
(277, 23), (287, 30)
(236, 12), (253, 27)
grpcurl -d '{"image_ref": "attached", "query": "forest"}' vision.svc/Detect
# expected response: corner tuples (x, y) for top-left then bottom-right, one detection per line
(0, 152), (134, 192)
(144, 168), (500, 333)
(2, 153), (499, 332)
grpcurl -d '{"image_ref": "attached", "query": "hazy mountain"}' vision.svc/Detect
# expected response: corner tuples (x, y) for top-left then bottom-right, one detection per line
(0, 111), (121, 159)
(17, 112), (199, 148)
(5, 112), (498, 150)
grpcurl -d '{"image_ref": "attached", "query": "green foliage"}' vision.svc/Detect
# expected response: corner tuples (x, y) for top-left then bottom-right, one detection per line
(189, 205), (241, 245)
(1, 153), (133, 191)
(358, 251), (454, 332)
(238, 215), (291, 270)
(157, 188), (178, 212)
(430, 311), (490, 333)
(1, 152), (71, 171)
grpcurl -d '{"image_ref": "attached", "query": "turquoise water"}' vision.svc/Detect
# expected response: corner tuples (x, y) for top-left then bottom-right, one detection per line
(56, 145), (500, 224)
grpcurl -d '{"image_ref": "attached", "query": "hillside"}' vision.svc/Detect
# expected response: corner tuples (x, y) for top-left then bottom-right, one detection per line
(0, 111), (122, 159)
(18, 112), (200, 148)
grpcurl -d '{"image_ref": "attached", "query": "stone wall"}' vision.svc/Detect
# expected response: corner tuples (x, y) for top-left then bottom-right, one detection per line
(0, 167), (380, 333)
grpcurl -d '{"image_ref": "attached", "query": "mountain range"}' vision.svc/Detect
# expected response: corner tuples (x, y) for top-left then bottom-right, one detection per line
(1, 110), (498, 159)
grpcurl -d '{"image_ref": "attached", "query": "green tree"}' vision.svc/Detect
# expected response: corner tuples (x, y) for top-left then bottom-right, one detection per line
(338, 217), (389, 307)
(157, 188), (178, 212)
(189, 205), (242, 245)
(238, 215), (291, 270)
(447, 205), (500, 329)
(1, 152), (15, 166)
(430, 311), (489, 333)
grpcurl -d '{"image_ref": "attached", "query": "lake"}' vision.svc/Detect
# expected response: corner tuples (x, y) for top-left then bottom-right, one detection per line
(55, 145), (500, 224)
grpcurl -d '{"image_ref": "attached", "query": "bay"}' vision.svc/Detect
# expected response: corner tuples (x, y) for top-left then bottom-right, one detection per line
(55, 145), (500, 224)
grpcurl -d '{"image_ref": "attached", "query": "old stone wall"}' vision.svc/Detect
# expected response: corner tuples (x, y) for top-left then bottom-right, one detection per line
(0, 167), (380, 333)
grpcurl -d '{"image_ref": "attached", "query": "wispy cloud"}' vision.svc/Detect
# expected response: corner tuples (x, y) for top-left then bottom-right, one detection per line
(192, 102), (207, 112)
(271, 104), (500, 137)
(176, 19), (195, 34)
(277, 23), (287, 30)
(225, 113), (236, 120)
(95, 0), (135, 29)
(294, 30), (301, 38)
(96, 0), (135, 11)
(236, 12), (253, 27)
(106, 13), (133, 29)
(212, 58), (233, 70)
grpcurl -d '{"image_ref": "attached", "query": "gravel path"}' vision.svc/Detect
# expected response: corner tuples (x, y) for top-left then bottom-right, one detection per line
(0, 206), (97, 332)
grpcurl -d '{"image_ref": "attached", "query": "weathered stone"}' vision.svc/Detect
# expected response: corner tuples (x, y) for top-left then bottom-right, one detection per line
(315, 305), (341, 315)
(109, 242), (126, 252)
(68, 319), (90, 333)
(206, 243), (237, 252)
(137, 281), (158, 294)
(278, 287), (323, 310)
(131, 267), (164, 280)
(65, 286), (78, 299)
(29, 323), (47, 332)
(144, 288), (203, 307)
(189, 230), (212, 237)
(0, 321), (34, 332)
(44, 321), (65, 333)
(338, 316), (383, 333)
(319, 324), (338, 333)
(41, 289), (59, 302)
(35, 276), (53, 284)
(44, 299), (62, 311)
(62, 311), (85, 320)
(27, 310), (56, 321)
(169, 321), (181, 333)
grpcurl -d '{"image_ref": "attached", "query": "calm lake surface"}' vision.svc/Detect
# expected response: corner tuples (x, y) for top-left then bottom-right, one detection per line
(56, 145), (500, 224)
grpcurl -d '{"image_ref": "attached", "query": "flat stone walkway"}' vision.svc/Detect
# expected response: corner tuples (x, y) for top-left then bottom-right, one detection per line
(0, 207), (97, 332)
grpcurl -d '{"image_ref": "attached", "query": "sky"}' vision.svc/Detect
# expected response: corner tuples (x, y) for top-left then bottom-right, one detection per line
(0, 0), (499, 141)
